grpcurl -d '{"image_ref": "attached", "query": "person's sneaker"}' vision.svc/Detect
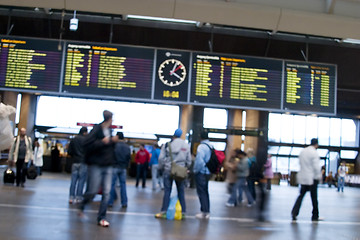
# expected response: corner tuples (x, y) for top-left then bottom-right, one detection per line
(292, 215), (297, 221)
(225, 202), (235, 207)
(69, 199), (74, 204)
(181, 213), (186, 220)
(195, 213), (210, 219)
(121, 204), (127, 208)
(98, 219), (110, 227)
(155, 212), (166, 219)
(312, 217), (324, 222)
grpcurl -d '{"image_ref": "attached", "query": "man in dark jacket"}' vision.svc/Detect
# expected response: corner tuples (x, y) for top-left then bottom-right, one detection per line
(108, 132), (131, 208)
(68, 126), (88, 204)
(79, 110), (117, 227)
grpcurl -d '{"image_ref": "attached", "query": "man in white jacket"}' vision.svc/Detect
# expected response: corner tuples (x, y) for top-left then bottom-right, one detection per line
(291, 138), (322, 221)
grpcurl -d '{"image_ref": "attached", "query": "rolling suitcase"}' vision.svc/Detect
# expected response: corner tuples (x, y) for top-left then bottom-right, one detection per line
(27, 164), (38, 180)
(3, 168), (15, 184)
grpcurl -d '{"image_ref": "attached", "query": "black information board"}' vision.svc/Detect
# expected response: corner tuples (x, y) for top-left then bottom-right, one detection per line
(62, 42), (154, 99)
(153, 49), (190, 102)
(0, 37), (62, 92)
(283, 61), (336, 114)
(190, 53), (283, 109)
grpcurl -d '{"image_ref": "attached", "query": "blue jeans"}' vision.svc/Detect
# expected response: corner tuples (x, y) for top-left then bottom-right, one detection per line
(136, 164), (147, 187)
(338, 176), (345, 192)
(161, 172), (186, 213)
(228, 177), (254, 205)
(195, 173), (211, 213)
(69, 163), (87, 201)
(109, 167), (127, 206)
(80, 165), (113, 221)
(151, 164), (163, 189)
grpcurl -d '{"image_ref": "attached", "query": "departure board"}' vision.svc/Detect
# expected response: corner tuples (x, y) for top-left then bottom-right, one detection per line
(0, 37), (62, 92)
(190, 53), (283, 109)
(283, 61), (336, 114)
(62, 42), (154, 99)
(153, 49), (190, 102)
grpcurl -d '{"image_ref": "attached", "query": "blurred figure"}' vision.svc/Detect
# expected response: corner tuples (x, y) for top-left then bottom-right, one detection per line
(246, 148), (257, 200)
(68, 127), (88, 204)
(33, 138), (44, 176)
(8, 128), (33, 187)
(51, 144), (61, 172)
(108, 132), (131, 208)
(193, 132), (212, 219)
(337, 161), (348, 193)
(325, 171), (336, 188)
(155, 128), (191, 219)
(149, 144), (163, 190)
(291, 138), (322, 222)
(263, 154), (273, 190)
(135, 144), (150, 188)
(225, 149), (255, 207)
(79, 110), (117, 227)
(224, 150), (238, 194)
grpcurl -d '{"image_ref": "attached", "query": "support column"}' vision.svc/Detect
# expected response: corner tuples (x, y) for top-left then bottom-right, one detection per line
(244, 109), (260, 153)
(225, 109), (243, 161)
(179, 105), (193, 139)
(190, 106), (204, 154)
(18, 93), (37, 137)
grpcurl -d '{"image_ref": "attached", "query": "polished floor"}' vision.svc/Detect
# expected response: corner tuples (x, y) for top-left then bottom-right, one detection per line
(0, 168), (360, 240)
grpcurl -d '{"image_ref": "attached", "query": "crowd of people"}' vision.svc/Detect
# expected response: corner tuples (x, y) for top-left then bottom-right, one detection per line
(5, 110), (352, 227)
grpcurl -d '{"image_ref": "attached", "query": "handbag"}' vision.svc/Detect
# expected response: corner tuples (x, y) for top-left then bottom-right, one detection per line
(169, 143), (188, 181)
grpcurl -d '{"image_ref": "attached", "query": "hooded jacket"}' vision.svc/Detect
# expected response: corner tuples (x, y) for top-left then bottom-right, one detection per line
(158, 138), (191, 173)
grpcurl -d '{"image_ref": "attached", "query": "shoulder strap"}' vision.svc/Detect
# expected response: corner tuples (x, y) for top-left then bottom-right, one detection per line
(202, 142), (213, 151)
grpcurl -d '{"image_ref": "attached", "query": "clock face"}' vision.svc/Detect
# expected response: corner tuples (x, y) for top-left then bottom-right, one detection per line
(158, 59), (187, 87)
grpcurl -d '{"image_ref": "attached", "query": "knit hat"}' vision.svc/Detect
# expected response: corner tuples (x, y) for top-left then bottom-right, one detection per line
(174, 128), (183, 138)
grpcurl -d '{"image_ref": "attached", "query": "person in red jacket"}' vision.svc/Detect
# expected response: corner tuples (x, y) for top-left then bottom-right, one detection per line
(135, 144), (150, 188)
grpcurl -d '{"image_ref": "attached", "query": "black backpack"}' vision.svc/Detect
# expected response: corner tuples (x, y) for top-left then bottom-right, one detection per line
(203, 143), (225, 174)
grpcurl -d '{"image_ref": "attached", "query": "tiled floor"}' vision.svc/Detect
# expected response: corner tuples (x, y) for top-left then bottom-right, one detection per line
(0, 169), (359, 240)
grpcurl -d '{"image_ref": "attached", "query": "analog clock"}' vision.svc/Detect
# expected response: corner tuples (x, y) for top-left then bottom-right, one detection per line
(158, 59), (186, 87)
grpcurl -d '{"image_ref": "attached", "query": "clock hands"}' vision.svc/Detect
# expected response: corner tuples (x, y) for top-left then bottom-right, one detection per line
(172, 72), (182, 80)
(170, 65), (182, 76)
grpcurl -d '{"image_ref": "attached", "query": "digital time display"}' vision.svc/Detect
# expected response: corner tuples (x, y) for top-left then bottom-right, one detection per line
(0, 37), (62, 92)
(190, 53), (283, 110)
(283, 61), (336, 114)
(62, 42), (154, 99)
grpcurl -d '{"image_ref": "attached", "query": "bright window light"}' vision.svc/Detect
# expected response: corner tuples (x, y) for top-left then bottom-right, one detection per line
(15, 94), (22, 124)
(127, 15), (197, 24)
(340, 150), (358, 159)
(203, 108), (227, 129)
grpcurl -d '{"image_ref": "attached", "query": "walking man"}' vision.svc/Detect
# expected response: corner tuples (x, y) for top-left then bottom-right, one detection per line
(68, 127), (88, 204)
(79, 110), (117, 227)
(291, 138), (322, 221)
(8, 128), (33, 187)
(108, 132), (131, 208)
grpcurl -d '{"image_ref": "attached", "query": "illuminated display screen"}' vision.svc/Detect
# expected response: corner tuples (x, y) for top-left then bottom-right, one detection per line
(62, 42), (154, 99)
(0, 37), (62, 92)
(283, 61), (336, 114)
(153, 49), (190, 102)
(190, 53), (283, 109)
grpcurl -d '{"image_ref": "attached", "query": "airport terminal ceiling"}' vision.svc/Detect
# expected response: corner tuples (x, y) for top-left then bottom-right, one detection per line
(0, 5), (360, 116)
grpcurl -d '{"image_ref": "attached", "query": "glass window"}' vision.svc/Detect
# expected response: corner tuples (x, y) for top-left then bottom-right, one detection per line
(306, 115), (318, 143)
(289, 157), (300, 172)
(268, 146), (279, 155)
(276, 157), (289, 174)
(293, 115), (306, 144)
(317, 148), (329, 158)
(290, 147), (303, 156)
(341, 119), (357, 147)
(280, 114), (293, 143)
(268, 113), (281, 142)
(203, 108), (227, 129)
(211, 142), (227, 151)
(329, 151), (339, 174)
(318, 117), (330, 146)
(340, 150), (358, 159)
(278, 146), (292, 155)
(330, 118), (341, 146)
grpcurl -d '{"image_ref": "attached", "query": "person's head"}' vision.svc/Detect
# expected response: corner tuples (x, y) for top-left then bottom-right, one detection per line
(173, 128), (183, 138)
(234, 148), (247, 159)
(246, 148), (254, 157)
(139, 144), (145, 150)
(102, 110), (113, 127)
(116, 132), (124, 140)
(310, 138), (319, 148)
(79, 127), (88, 136)
(19, 128), (26, 137)
(341, 160), (346, 166)
(200, 131), (209, 140)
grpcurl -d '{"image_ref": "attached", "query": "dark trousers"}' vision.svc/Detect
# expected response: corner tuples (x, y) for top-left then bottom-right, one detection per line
(195, 173), (211, 213)
(247, 178), (256, 200)
(257, 181), (268, 221)
(16, 158), (27, 186)
(136, 164), (147, 187)
(291, 180), (319, 220)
